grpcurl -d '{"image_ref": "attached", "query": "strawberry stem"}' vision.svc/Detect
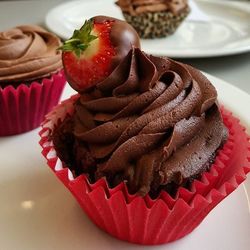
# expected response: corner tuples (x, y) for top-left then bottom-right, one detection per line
(58, 19), (98, 58)
(65, 38), (81, 43)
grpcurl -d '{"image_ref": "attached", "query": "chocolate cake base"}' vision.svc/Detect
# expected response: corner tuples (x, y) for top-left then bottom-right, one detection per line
(0, 70), (61, 89)
(149, 151), (218, 198)
(52, 114), (227, 199)
(0, 78), (43, 89)
(122, 7), (190, 39)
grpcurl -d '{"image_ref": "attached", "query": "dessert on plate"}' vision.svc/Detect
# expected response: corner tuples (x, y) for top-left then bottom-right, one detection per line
(0, 25), (66, 136)
(116, 0), (190, 38)
(39, 16), (250, 245)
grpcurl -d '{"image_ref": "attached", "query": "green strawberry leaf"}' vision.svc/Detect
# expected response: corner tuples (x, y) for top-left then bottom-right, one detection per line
(58, 19), (98, 57)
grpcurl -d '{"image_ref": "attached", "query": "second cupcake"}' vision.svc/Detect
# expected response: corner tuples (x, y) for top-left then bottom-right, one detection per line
(116, 0), (190, 38)
(0, 25), (66, 136)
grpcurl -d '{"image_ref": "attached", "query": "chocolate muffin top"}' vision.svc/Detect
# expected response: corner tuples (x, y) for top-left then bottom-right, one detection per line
(0, 25), (62, 85)
(116, 0), (189, 15)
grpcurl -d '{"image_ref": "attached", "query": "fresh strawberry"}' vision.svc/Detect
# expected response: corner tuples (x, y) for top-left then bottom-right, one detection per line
(59, 16), (140, 92)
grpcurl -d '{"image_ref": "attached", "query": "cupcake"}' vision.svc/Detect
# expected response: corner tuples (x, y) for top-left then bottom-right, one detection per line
(0, 25), (66, 136)
(116, 0), (190, 38)
(39, 16), (250, 245)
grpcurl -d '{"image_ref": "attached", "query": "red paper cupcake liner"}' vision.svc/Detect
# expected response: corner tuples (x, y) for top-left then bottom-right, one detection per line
(0, 70), (66, 136)
(39, 95), (250, 245)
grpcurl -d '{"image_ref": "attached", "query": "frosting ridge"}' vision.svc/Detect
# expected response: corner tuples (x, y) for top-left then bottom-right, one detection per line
(0, 25), (62, 84)
(116, 0), (189, 15)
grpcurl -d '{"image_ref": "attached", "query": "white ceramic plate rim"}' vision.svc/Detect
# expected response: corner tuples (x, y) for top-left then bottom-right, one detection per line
(45, 0), (250, 58)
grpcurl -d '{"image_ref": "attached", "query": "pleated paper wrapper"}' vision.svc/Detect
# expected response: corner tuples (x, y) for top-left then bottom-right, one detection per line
(0, 70), (66, 136)
(39, 95), (250, 245)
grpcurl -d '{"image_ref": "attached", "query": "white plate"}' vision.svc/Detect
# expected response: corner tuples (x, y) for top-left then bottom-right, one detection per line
(0, 73), (250, 250)
(45, 0), (250, 58)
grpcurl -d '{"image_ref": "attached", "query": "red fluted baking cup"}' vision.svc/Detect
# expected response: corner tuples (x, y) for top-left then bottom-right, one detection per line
(39, 96), (250, 245)
(0, 70), (66, 136)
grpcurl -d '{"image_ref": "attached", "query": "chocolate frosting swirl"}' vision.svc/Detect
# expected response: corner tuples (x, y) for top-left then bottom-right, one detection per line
(0, 25), (62, 84)
(116, 0), (189, 15)
(54, 47), (227, 196)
